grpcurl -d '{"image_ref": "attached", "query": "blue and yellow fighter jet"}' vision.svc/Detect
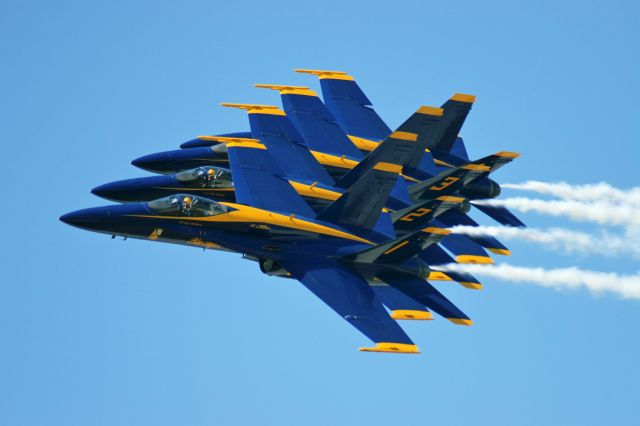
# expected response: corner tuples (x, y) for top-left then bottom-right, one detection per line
(124, 85), (513, 264)
(93, 102), (520, 287)
(62, 128), (481, 353)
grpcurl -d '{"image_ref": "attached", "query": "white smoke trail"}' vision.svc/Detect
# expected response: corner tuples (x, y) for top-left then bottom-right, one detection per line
(473, 198), (640, 231)
(502, 181), (640, 205)
(449, 225), (640, 259)
(434, 263), (640, 300)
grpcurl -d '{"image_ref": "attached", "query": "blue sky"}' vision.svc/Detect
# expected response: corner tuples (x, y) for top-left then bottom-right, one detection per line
(1, 0), (639, 425)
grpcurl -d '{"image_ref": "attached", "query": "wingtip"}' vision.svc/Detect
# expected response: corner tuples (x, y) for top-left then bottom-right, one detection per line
(358, 342), (421, 354)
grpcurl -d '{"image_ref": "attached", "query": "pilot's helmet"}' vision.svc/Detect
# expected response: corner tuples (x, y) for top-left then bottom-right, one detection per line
(207, 169), (216, 177)
(183, 196), (192, 205)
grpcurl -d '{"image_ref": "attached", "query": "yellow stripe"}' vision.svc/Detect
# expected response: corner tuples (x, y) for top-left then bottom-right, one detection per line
(294, 68), (355, 81)
(496, 151), (520, 158)
(459, 282), (483, 290)
(417, 106), (444, 116)
(462, 163), (491, 172)
(487, 248), (511, 256)
(455, 255), (495, 264)
(220, 103), (286, 116)
(436, 196), (465, 202)
(421, 227), (451, 235)
(451, 93), (476, 103)
(254, 84), (318, 97)
(310, 151), (360, 170)
(199, 136), (261, 144)
(374, 162), (402, 173)
(288, 180), (341, 201)
(226, 141), (267, 150)
(391, 310), (433, 320)
(447, 318), (473, 326)
(383, 240), (409, 255)
(434, 159), (454, 167)
(390, 131), (418, 141)
(347, 135), (379, 151)
(428, 271), (453, 281)
(358, 343), (421, 354)
(129, 203), (374, 245)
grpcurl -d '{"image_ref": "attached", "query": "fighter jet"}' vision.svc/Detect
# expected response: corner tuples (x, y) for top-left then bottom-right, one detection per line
(126, 87), (514, 264)
(93, 103), (520, 286)
(62, 129), (480, 353)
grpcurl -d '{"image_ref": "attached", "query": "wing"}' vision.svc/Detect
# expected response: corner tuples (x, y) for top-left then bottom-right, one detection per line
(295, 69), (392, 142)
(256, 83), (364, 159)
(223, 100), (335, 186)
(221, 136), (315, 216)
(378, 273), (472, 326)
(369, 281), (433, 320)
(279, 259), (419, 353)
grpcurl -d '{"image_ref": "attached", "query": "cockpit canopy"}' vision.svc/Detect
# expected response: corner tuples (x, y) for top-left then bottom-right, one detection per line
(175, 166), (233, 189)
(147, 194), (231, 217)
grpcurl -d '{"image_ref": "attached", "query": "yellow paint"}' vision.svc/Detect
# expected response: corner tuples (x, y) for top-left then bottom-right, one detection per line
(187, 237), (222, 249)
(487, 248), (511, 256)
(428, 271), (453, 281)
(436, 195), (465, 203)
(198, 136), (261, 144)
(417, 106), (444, 116)
(288, 180), (341, 201)
(451, 93), (476, 103)
(390, 131), (418, 141)
(294, 68), (355, 81)
(129, 202), (374, 245)
(455, 255), (495, 264)
(447, 318), (473, 326)
(496, 151), (520, 158)
(459, 282), (483, 290)
(421, 227), (451, 235)
(434, 159), (455, 167)
(358, 342), (421, 354)
(383, 240), (410, 255)
(347, 135), (379, 151)
(399, 207), (432, 222)
(462, 163), (491, 172)
(254, 84), (318, 97)
(391, 310), (433, 320)
(220, 103), (286, 116)
(373, 162), (402, 173)
(226, 141), (267, 150)
(149, 228), (163, 240)
(429, 176), (460, 191)
(310, 151), (360, 170)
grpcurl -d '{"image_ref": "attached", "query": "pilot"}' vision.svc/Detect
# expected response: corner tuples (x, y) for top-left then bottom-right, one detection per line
(205, 168), (216, 186)
(181, 196), (193, 215)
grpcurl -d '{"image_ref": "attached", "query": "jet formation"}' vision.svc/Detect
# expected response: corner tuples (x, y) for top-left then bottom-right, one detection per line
(61, 69), (524, 354)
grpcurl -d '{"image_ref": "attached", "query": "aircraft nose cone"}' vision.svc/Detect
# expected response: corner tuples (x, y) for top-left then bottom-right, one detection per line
(131, 152), (168, 172)
(91, 181), (131, 201)
(59, 207), (110, 228)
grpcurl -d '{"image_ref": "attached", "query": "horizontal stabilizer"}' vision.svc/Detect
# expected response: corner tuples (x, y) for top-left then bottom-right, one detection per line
(378, 273), (472, 325)
(391, 196), (466, 233)
(472, 203), (526, 227)
(369, 281), (433, 320)
(409, 151), (520, 201)
(350, 227), (450, 265)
